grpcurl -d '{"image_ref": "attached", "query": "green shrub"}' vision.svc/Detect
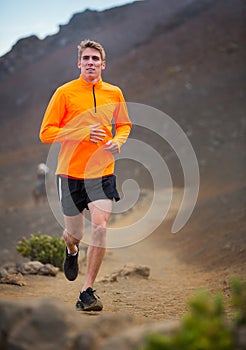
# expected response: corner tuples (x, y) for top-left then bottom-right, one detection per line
(17, 233), (65, 270)
(139, 277), (246, 350)
(230, 276), (246, 326)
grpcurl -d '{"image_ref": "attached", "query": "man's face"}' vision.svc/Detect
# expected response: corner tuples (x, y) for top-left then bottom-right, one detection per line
(78, 47), (105, 83)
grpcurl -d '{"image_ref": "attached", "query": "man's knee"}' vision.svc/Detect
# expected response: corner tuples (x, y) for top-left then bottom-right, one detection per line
(63, 229), (81, 245)
(91, 225), (106, 247)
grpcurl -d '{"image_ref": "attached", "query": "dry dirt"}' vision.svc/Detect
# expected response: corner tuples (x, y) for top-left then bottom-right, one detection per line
(0, 187), (244, 326)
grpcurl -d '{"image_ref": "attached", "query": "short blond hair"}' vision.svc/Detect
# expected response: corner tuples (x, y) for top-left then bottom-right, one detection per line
(77, 39), (106, 61)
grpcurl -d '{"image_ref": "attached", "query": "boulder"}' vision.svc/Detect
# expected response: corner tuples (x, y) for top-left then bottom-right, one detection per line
(99, 320), (180, 350)
(0, 297), (133, 350)
(0, 297), (95, 350)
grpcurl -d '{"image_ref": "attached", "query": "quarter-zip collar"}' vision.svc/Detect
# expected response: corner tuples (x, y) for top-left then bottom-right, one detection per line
(79, 75), (102, 113)
(79, 74), (102, 88)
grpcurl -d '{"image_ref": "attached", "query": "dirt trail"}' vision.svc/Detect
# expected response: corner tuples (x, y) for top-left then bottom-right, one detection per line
(0, 233), (234, 325)
(0, 188), (239, 325)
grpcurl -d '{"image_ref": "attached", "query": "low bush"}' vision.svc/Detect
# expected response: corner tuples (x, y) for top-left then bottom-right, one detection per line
(17, 233), (65, 270)
(230, 276), (246, 327)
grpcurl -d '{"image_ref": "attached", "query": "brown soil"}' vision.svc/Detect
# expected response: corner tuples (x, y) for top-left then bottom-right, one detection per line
(0, 186), (244, 325)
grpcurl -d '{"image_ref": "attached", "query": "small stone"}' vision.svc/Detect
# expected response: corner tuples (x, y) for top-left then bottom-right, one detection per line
(0, 267), (8, 279)
(6, 266), (19, 274)
(119, 263), (150, 278)
(3, 263), (19, 275)
(98, 263), (150, 283)
(0, 273), (26, 286)
(18, 261), (44, 275)
(38, 264), (59, 276)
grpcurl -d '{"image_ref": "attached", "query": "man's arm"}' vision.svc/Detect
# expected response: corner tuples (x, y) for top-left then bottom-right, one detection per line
(40, 89), (106, 144)
(39, 88), (68, 143)
(104, 89), (132, 154)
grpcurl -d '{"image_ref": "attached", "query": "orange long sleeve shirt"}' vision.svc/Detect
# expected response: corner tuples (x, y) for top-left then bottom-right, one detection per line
(40, 75), (132, 179)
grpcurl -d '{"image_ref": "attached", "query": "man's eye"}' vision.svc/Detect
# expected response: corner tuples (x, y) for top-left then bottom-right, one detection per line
(82, 56), (100, 61)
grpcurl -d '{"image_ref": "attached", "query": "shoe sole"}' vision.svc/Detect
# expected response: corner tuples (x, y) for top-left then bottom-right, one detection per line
(76, 300), (103, 312)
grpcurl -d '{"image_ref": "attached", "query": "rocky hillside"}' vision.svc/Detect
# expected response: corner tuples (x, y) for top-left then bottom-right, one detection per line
(0, 0), (244, 176)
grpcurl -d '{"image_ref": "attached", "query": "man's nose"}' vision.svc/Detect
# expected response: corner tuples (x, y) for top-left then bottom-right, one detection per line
(87, 58), (94, 65)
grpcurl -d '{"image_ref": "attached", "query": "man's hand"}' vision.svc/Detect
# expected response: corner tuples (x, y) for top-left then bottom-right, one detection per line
(90, 123), (106, 144)
(104, 140), (119, 154)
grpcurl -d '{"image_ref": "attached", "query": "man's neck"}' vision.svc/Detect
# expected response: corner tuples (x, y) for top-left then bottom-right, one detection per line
(81, 74), (101, 84)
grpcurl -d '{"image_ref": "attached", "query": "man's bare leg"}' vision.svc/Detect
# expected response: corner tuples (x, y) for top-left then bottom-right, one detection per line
(81, 199), (112, 291)
(62, 213), (84, 281)
(63, 213), (84, 253)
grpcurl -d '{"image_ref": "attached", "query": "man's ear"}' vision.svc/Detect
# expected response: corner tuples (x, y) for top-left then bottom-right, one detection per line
(102, 61), (106, 70)
(77, 60), (81, 69)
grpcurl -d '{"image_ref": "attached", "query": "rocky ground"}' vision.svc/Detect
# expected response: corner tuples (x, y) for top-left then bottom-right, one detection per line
(0, 185), (245, 349)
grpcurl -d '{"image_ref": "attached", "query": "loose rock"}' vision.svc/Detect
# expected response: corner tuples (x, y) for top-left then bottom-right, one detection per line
(18, 261), (44, 275)
(17, 261), (59, 276)
(0, 272), (26, 286)
(38, 264), (59, 276)
(99, 263), (150, 283)
(0, 267), (8, 279)
(0, 261), (59, 286)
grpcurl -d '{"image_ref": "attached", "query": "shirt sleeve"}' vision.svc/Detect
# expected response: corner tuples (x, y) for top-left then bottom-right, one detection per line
(112, 89), (132, 151)
(39, 88), (90, 143)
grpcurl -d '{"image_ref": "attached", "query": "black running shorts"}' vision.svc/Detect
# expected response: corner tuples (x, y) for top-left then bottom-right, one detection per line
(57, 175), (120, 216)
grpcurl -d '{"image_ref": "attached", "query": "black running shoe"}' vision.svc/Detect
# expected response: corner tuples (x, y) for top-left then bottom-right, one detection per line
(63, 247), (79, 281)
(76, 287), (103, 311)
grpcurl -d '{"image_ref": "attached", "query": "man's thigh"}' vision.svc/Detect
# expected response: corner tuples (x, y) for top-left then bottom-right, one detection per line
(88, 199), (112, 227)
(64, 213), (84, 240)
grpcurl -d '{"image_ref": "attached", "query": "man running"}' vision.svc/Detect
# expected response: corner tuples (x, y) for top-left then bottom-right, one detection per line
(40, 39), (132, 311)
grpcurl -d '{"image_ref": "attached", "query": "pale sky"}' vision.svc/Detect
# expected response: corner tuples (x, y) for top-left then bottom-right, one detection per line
(0, 0), (141, 57)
